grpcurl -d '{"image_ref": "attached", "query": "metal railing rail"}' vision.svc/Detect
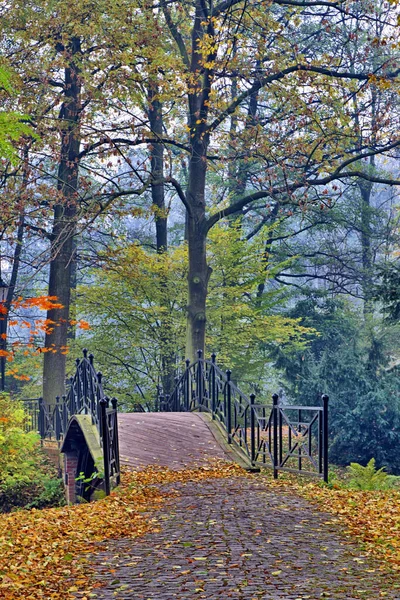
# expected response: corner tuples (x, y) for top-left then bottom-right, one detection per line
(159, 351), (329, 482)
(21, 350), (120, 494)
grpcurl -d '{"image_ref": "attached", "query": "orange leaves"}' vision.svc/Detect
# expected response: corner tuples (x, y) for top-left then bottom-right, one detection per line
(0, 462), (243, 599)
(6, 367), (29, 381)
(6, 368), (30, 381)
(1, 296), (84, 373)
(16, 295), (64, 311)
(0, 305), (7, 315)
(69, 319), (91, 330)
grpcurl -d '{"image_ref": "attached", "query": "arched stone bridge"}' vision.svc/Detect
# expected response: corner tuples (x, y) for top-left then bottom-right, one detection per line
(25, 350), (329, 504)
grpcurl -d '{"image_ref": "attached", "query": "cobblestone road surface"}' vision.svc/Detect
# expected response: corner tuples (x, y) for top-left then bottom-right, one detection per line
(88, 476), (400, 599)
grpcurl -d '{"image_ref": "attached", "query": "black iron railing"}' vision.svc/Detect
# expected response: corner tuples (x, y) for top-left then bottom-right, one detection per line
(158, 351), (329, 482)
(22, 350), (120, 494)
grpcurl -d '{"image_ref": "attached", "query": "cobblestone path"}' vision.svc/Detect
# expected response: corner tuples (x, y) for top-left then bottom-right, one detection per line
(89, 476), (399, 599)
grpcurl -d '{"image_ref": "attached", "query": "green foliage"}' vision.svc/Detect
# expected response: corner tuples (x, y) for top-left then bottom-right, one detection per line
(0, 474), (65, 512)
(374, 261), (400, 322)
(276, 299), (400, 474)
(0, 66), (35, 162)
(0, 394), (40, 485)
(347, 459), (400, 491)
(0, 394), (65, 512)
(75, 229), (313, 405)
(76, 242), (188, 408)
(206, 223), (314, 385)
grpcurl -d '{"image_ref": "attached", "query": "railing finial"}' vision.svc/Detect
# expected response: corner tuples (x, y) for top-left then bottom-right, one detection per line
(97, 371), (103, 384)
(83, 348), (88, 358)
(211, 352), (216, 363)
(197, 349), (202, 359)
(89, 353), (94, 365)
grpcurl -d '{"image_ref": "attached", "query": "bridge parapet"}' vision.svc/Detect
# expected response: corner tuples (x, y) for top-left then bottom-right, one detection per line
(22, 350), (120, 502)
(158, 351), (329, 482)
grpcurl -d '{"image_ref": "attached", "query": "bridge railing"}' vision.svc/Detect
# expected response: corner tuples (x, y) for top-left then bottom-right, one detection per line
(158, 351), (329, 482)
(22, 349), (120, 495)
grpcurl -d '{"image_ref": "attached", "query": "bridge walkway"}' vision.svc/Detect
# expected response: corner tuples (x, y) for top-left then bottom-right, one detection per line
(118, 412), (230, 469)
(80, 474), (398, 599)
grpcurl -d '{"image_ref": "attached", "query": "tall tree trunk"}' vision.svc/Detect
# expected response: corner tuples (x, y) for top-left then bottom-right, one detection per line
(43, 37), (81, 406)
(148, 84), (167, 253)
(186, 141), (210, 361)
(184, 1), (213, 361)
(148, 83), (175, 392)
(66, 235), (77, 342)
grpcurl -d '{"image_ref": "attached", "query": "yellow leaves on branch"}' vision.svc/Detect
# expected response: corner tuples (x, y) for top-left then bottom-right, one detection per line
(0, 462), (243, 600)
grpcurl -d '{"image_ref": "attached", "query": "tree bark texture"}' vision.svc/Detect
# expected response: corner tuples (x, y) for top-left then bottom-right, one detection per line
(186, 139), (211, 361)
(148, 84), (167, 253)
(43, 37), (81, 406)
(148, 83), (176, 392)
(184, 1), (214, 362)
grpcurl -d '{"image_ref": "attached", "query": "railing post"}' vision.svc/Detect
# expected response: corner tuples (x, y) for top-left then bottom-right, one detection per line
(298, 408), (302, 472)
(185, 359), (190, 411)
(226, 370), (232, 444)
(97, 372), (103, 425)
(250, 393), (256, 465)
(318, 405), (323, 475)
(55, 396), (61, 441)
(69, 376), (74, 415)
(322, 394), (329, 483)
(159, 394), (165, 411)
(62, 395), (67, 435)
(75, 358), (81, 412)
(196, 349), (203, 407)
(111, 397), (120, 485)
(100, 397), (111, 496)
(211, 353), (216, 419)
(272, 393), (279, 479)
(165, 394), (170, 411)
(174, 375), (179, 411)
(82, 349), (88, 413)
(38, 397), (44, 440)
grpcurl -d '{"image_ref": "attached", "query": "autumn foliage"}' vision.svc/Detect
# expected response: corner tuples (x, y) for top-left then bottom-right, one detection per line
(0, 295), (90, 382)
